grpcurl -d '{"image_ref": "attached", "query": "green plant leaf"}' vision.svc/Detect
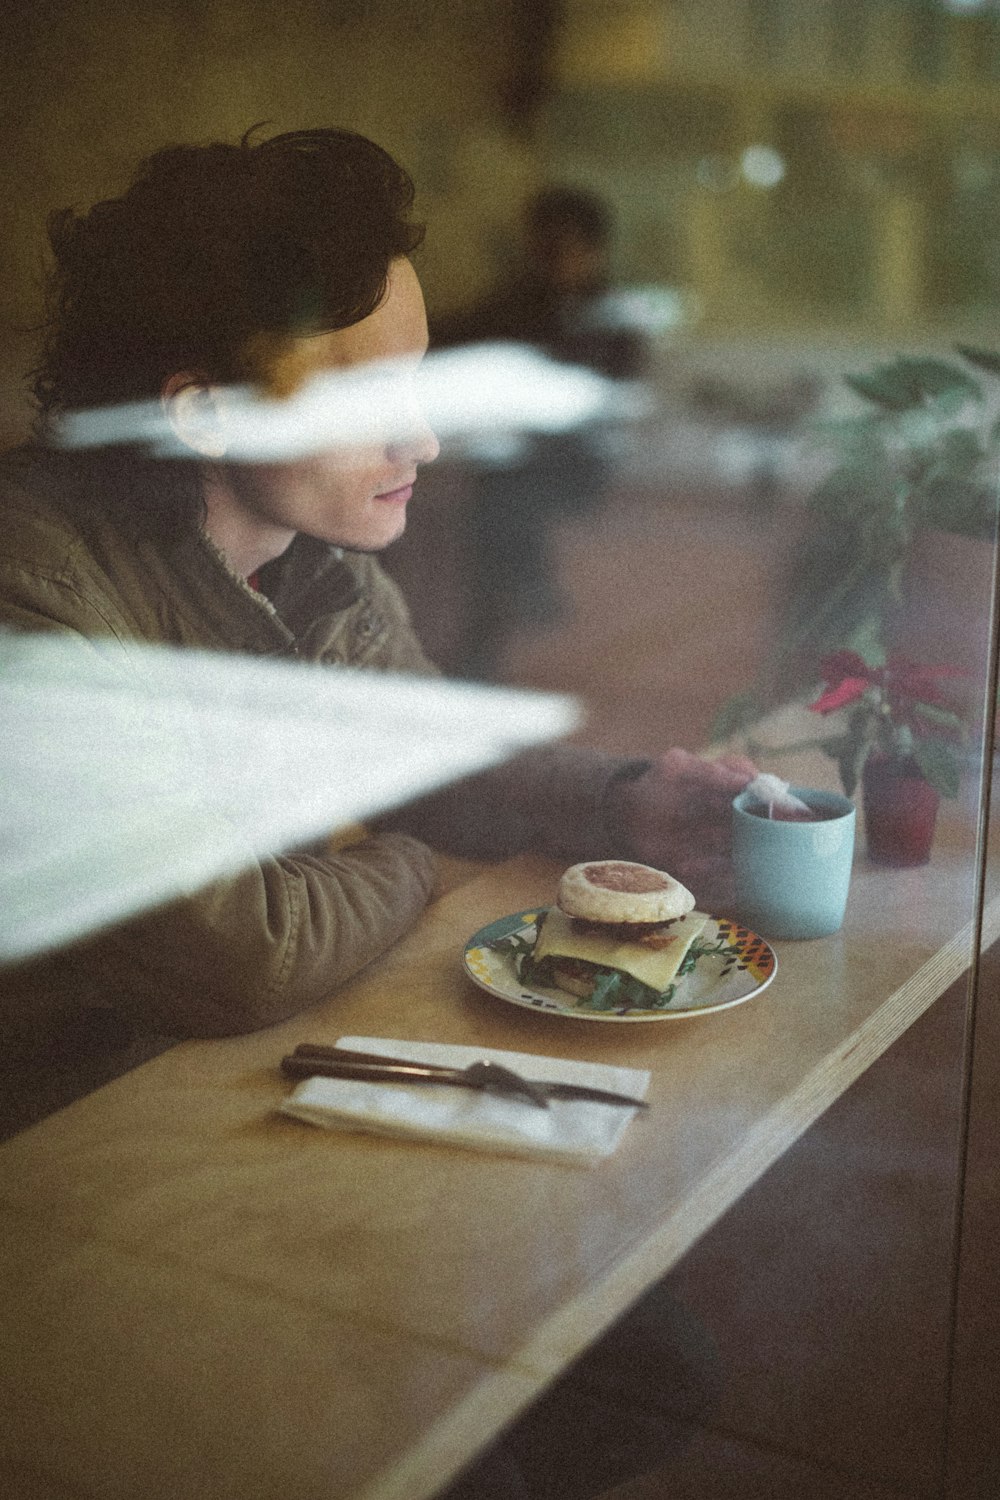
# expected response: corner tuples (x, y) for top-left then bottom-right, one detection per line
(809, 414), (885, 448)
(904, 358), (982, 404)
(917, 475), (999, 537)
(929, 385), (982, 422)
(910, 701), (966, 735)
(893, 723), (916, 760)
(846, 615), (887, 665)
(934, 427), (986, 472)
(808, 463), (882, 518)
(896, 407), (940, 446)
(709, 690), (764, 744)
(822, 707), (877, 798)
(844, 368), (915, 411)
(913, 738), (962, 798)
(845, 357), (980, 412)
(956, 344), (1000, 378)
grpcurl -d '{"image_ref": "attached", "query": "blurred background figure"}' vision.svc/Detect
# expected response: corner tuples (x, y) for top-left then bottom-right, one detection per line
(434, 185), (650, 679)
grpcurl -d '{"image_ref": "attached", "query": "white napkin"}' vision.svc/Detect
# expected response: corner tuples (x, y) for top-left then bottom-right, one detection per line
(280, 1036), (650, 1165)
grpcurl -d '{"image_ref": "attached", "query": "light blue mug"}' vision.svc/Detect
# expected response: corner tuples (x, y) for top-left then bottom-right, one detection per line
(732, 786), (856, 940)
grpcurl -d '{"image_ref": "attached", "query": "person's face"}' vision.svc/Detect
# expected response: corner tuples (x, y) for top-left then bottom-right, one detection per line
(530, 226), (607, 295)
(221, 257), (439, 558)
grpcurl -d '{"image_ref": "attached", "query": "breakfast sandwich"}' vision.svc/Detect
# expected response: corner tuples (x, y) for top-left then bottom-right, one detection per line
(521, 859), (710, 1011)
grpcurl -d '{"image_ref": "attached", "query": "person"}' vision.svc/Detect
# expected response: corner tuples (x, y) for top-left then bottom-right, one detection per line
(0, 126), (749, 1498)
(438, 184), (645, 377)
(433, 185), (649, 678)
(1, 125), (752, 1055)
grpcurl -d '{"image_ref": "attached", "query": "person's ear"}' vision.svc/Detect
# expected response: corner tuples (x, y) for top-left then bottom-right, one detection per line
(161, 372), (228, 459)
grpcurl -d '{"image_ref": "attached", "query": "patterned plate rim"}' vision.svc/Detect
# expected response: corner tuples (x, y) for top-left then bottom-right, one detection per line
(462, 908), (777, 1022)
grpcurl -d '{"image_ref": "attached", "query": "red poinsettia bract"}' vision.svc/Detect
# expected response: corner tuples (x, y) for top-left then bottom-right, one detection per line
(810, 652), (966, 726)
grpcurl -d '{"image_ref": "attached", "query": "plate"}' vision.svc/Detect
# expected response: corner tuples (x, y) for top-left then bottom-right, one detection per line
(463, 909), (777, 1022)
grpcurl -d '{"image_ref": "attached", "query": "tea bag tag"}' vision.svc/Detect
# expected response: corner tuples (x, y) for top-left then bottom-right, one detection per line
(745, 772), (812, 819)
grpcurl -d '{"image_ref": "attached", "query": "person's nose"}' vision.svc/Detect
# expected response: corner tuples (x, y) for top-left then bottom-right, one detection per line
(407, 418), (440, 466)
(376, 362), (439, 467)
(389, 404), (439, 467)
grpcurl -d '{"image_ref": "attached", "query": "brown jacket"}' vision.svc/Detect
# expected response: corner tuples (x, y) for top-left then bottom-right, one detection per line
(0, 446), (634, 1049)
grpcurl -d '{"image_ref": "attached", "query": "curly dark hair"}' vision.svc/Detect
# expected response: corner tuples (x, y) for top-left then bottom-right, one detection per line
(31, 126), (424, 416)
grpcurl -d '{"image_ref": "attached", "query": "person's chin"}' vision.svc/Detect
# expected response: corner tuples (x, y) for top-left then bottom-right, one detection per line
(341, 517), (407, 554)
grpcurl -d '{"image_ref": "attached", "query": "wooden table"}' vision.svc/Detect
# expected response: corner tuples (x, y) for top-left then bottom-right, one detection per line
(0, 766), (996, 1500)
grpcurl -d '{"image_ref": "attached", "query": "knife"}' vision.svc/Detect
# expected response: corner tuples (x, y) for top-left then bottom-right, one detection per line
(284, 1044), (648, 1110)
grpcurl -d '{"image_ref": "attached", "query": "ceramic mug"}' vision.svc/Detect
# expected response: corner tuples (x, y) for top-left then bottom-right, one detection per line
(731, 786), (856, 940)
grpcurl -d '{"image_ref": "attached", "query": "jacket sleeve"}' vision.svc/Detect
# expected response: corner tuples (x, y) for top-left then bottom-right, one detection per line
(0, 580), (439, 1041)
(90, 832), (436, 1037)
(5, 828), (438, 1045)
(359, 560), (649, 863)
(379, 743), (651, 863)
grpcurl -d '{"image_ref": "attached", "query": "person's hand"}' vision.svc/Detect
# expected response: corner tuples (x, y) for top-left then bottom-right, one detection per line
(607, 749), (757, 913)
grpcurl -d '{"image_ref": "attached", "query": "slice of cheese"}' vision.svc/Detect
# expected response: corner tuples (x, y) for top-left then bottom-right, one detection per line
(534, 906), (710, 994)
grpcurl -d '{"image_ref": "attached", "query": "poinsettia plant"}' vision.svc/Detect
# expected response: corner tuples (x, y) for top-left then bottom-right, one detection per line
(808, 650), (968, 799)
(711, 347), (1000, 746)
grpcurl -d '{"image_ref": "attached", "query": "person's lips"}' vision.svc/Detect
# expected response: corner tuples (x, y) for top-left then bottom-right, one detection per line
(374, 480), (414, 504)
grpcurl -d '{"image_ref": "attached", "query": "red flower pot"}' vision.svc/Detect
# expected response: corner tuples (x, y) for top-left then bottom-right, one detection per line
(862, 754), (941, 867)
